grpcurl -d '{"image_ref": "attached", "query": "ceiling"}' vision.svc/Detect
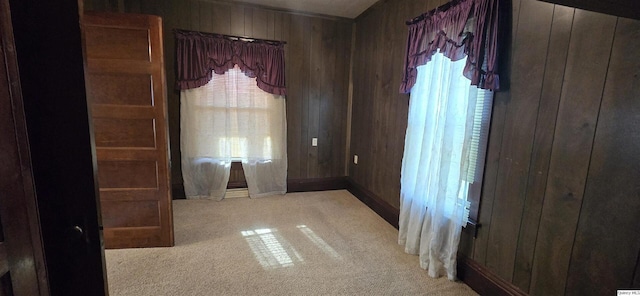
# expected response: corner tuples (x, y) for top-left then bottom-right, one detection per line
(224, 0), (380, 19)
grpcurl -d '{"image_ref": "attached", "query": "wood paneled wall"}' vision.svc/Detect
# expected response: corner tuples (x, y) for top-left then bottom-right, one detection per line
(351, 0), (640, 295)
(85, 0), (353, 185)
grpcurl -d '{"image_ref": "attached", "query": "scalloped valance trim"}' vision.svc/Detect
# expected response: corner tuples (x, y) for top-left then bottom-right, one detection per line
(175, 29), (287, 96)
(400, 0), (501, 93)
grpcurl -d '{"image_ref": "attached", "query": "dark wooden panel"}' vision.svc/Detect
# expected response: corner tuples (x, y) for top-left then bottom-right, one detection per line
(529, 9), (617, 296)
(472, 0), (521, 266)
(332, 22), (351, 177)
(140, 0), (162, 16)
(307, 18), (322, 178)
(346, 178), (399, 229)
(84, 26), (150, 61)
(318, 18), (336, 178)
(101, 200), (160, 227)
(565, 17), (640, 296)
(251, 8), (268, 39)
(350, 0), (432, 209)
(286, 14), (304, 179)
(512, 5), (574, 291)
(93, 118), (156, 148)
(211, 2), (231, 34)
(230, 5), (244, 36)
(484, 1), (554, 282)
(97, 160), (158, 189)
(88, 73), (153, 106)
(299, 15), (312, 178)
(244, 7), (253, 36)
(199, 0), (213, 32)
(538, 0), (640, 20)
(174, 0), (189, 29)
(189, 0), (200, 30)
(370, 0), (393, 200)
(124, 0), (141, 13)
(457, 256), (528, 296)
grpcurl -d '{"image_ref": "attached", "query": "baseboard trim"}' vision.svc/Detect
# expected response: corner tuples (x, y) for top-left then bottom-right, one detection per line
(172, 177), (349, 199)
(457, 256), (528, 296)
(287, 177), (348, 192)
(345, 178), (400, 229)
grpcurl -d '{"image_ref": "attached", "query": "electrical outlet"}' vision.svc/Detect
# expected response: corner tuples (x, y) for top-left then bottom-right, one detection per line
(354, 155), (358, 164)
(312, 138), (318, 146)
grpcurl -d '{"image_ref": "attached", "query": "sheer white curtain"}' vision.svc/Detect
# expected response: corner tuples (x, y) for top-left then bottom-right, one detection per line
(181, 65), (287, 200)
(399, 50), (489, 280)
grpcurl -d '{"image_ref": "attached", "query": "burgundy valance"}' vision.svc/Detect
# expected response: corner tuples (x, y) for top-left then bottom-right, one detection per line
(400, 0), (500, 93)
(175, 29), (287, 96)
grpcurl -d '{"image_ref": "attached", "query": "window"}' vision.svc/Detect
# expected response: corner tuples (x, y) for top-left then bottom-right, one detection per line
(184, 66), (285, 162)
(465, 86), (493, 224)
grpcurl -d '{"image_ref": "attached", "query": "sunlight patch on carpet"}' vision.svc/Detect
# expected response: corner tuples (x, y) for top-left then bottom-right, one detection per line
(241, 228), (303, 269)
(297, 225), (341, 259)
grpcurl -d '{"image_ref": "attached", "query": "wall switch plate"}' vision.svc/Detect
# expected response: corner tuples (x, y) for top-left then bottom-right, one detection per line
(354, 155), (358, 164)
(312, 138), (318, 146)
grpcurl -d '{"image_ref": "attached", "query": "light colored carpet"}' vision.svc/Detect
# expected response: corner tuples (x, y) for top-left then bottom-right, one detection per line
(105, 190), (478, 296)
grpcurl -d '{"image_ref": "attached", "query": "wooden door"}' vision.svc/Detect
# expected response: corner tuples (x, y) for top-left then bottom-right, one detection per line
(0, 5), (48, 295)
(83, 12), (174, 249)
(2, 0), (110, 294)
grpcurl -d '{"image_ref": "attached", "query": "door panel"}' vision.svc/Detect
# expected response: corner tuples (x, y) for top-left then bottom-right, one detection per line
(83, 12), (174, 249)
(0, 1), (50, 295)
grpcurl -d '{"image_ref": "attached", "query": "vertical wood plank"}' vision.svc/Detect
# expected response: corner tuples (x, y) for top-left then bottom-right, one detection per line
(251, 8), (268, 39)
(375, 0), (394, 200)
(473, 0), (521, 266)
(211, 3), (231, 35)
(300, 15), (311, 179)
(331, 21), (351, 177)
(287, 14), (307, 179)
(189, 0), (199, 31)
(361, 10), (378, 189)
(512, 5), (574, 291)
(230, 5), (244, 36)
(318, 19), (337, 178)
(273, 11), (283, 41)
(565, 16), (640, 296)
(244, 7), (253, 36)
(529, 9), (617, 296)
(307, 18), (322, 178)
(124, 0), (141, 13)
(266, 11), (275, 40)
(484, 0), (554, 282)
(199, 1), (213, 33)
(174, 0), (189, 30)
(140, 0), (160, 15)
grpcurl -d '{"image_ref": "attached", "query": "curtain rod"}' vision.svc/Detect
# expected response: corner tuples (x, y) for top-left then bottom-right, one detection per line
(173, 29), (287, 45)
(406, 0), (465, 25)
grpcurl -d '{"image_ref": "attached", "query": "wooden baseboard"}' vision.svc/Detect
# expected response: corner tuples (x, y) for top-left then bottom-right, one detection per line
(345, 178), (400, 229)
(171, 176), (349, 199)
(457, 256), (528, 296)
(344, 179), (516, 295)
(287, 177), (348, 192)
